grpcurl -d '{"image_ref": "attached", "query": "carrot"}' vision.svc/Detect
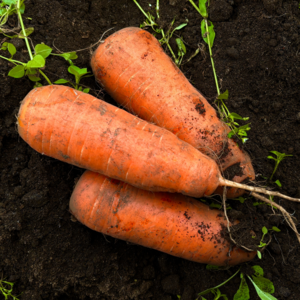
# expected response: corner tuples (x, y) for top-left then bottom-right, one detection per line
(17, 85), (221, 198)
(18, 85), (298, 204)
(70, 170), (256, 266)
(90, 27), (255, 198)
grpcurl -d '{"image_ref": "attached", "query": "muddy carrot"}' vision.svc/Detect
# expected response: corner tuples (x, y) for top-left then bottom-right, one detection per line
(91, 27), (255, 198)
(70, 170), (256, 266)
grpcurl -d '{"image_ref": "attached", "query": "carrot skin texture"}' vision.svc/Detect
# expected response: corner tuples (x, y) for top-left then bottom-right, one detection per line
(70, 171), (256, 266)
(18, 85), (221, 197)
(91, 27), (255, 198)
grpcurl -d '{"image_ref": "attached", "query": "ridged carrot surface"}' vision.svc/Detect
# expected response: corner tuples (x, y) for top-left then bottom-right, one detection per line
(18, 85), (221, 198)
(70, 171), (256, 266)
(91, 27), (255, 198)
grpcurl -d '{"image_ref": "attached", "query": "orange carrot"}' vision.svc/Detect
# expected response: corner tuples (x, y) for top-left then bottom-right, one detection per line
(70, 170), (256, 266)
(17, 85), (221, 198)
(90, 27), (255, 198)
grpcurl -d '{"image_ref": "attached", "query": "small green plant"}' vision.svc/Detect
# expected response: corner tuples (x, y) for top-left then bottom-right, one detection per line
(52, 53), (92, 92)
(0, 279), (21, 300)
(0, 0), (90, 91)
(188, 1), (250, 143)
(254, 226), (280, 259)
(268, 151), (293, 181)
(0, 0), (24, 35)
(132, 0), (187, 66)
(197, 265), (278, 300)
(256, 226), (268, 259)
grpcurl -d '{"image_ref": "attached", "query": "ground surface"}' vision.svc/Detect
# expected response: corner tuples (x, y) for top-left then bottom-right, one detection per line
(1, 0), (300, 299)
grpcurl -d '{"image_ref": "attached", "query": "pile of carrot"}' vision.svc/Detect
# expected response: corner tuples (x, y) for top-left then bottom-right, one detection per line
(17, 27), (297, 266)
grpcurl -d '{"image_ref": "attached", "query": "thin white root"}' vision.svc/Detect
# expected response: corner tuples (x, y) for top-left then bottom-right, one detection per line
(252, 192), (300, 244)
(52, 27), (114, 54)
(220, 178), (300, 203)
(222, 187), (254, 252)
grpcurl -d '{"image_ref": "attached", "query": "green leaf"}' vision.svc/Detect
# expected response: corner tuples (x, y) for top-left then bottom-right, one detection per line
(19, 2), (25, 14)
(199, 0), (208, 18)
(55, 52), (78, 61)
(262, 227), (268, 235)
(8, 64), (25, 78)
(209, 202), (222, 209)
(27, 55), (45, 68)
(68, 65), (88, 76)
(174, 23), (187, 31)
(217, 90), (229, 100)
(54, 79), (69, 84)
(83, 88), (90, 93)
(274, 180), (281, 187)
(1, 42), (7, 50)
(28, 74), (41, 82)
(271, 226), (281, 232)
(34, 81), (43, 88)
(247, 276), (277, 300)
(17, 27), (34, 38)
(234, 197), (245, 203)
(229, 112), (245, 120)
(35, 44), (52, 58)
(252, 276), (275, 294)
(201, 20), (215, 47)
(233, 273), (250, 300)
(252, 266), (264, 277)
(2, 0), (17, 5)
(7, 42), (16, 57)
(176, 38), (186, 55)
(206, 264), (220, 270)
(257, 251), (262, 259)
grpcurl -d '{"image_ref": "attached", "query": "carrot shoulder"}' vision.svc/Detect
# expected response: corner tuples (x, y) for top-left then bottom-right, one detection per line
(70, 171), (256, 266)
(18, 85), (221, 198)
(91, 27), (255, 198)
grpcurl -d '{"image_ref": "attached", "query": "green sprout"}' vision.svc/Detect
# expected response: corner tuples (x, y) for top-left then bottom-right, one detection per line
(188, 1), (250, 143)
(0, 279), (21, 300)
(197, 266), (277, 300)
(256, 226), (268, 259)
(132, 0), (187, 66)
(53, 52), (92, 93)
(268, 151), (293, 181)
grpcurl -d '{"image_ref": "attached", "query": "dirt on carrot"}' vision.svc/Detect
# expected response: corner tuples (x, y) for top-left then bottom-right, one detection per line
(1, 1), (300, 300)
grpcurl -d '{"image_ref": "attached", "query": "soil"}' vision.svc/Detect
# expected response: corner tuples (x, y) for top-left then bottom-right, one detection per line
(1, 0), (300, 299)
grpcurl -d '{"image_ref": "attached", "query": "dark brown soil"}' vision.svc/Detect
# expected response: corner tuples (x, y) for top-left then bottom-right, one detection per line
(1, 0), (300, 299)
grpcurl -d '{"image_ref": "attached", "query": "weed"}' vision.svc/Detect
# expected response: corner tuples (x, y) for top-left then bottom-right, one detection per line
(197, 265), (278, 300)
(0, 0), (24, 35)
(0, 0), (90, 91)
(132, 0), (187, 66)
(268, 151), (293, 181)
(188, 0), (250, 143)
(0, 279), (21, 300)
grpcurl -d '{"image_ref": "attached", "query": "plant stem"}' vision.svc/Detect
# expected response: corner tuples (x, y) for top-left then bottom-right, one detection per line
(0, 55), (25, 65)
(205, 19), (220, 96)
(132, 0), (151, 23)
(17, 0), (33, 60)
(269, 163), (278, 181)
(156, 0), (160, 19)
(188, 0), (201, 15)
(161, 29), (177, 64)
(39, 69), (52, 85)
